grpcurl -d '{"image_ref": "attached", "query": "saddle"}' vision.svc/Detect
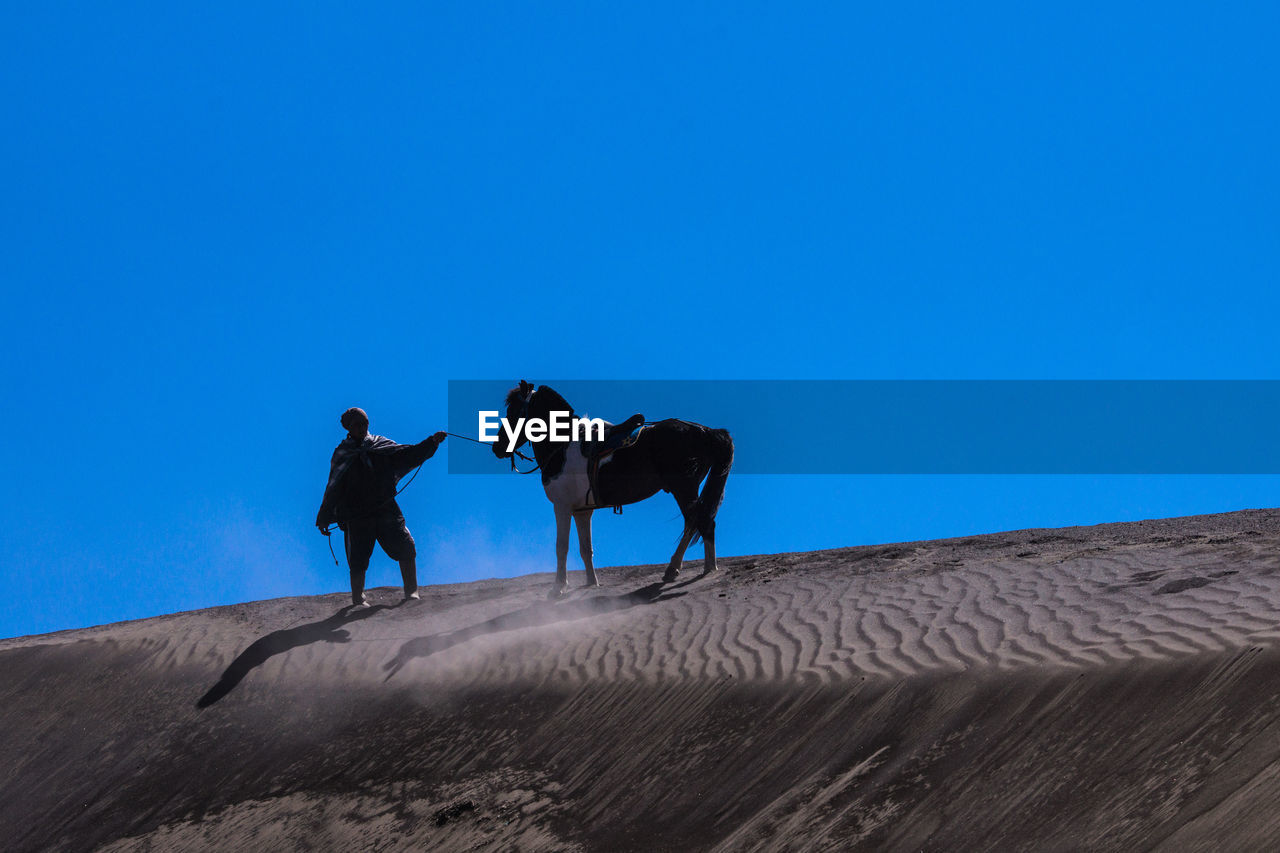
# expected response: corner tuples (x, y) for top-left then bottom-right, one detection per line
(584, 413), (646, 511)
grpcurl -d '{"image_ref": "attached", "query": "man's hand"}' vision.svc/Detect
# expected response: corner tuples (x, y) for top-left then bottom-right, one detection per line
(432, 431), (447, 443)
(317, 523), (331, 537)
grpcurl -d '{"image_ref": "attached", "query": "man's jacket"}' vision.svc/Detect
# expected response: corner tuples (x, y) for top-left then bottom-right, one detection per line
(316, 434), (441, 527)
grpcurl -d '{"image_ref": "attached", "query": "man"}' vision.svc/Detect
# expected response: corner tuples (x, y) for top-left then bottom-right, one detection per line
(317, 407), (446, 606)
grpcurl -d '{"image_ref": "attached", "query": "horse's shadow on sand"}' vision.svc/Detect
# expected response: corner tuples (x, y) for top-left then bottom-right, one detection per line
(196, 603), (394, 708)
(382, 579), (694, 680)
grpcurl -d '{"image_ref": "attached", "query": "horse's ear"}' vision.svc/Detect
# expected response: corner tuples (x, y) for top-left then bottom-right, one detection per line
(520, 379), (534, 395)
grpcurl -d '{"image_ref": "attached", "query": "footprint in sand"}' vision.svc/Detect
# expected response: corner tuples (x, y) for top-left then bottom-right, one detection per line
(1156, 577), (1214, 595)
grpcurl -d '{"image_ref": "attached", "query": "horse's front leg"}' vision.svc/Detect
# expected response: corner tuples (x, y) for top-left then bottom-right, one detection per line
(574, 508), (598, 588)
(664, 525), (697, 583)
(551, 504), (571, 598)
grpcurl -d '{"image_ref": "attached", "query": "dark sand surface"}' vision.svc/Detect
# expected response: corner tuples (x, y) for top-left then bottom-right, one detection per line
(5, 509), (1280, 851)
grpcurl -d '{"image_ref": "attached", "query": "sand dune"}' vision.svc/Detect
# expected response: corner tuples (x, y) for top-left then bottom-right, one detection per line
(5, 509), (1280, 850)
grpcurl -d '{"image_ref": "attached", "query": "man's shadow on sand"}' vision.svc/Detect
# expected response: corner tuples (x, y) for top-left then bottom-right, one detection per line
(197, 603), (394, 708)
(382, 578), (694, 680)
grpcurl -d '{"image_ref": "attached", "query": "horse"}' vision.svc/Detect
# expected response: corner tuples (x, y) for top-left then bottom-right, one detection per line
(492, 381), (734, 597)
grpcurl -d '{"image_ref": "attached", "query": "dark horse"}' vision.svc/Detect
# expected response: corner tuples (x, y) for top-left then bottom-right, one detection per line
(493, 381), (734, 596)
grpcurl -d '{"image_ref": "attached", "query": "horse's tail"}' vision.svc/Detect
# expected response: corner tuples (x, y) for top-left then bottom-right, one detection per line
(691, 428), (734, 545)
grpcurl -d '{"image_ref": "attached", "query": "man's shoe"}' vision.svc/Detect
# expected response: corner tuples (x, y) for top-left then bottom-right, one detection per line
(403, 591), (420, 601)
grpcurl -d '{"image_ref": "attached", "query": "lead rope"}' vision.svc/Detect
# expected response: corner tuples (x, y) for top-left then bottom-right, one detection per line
(321, 451), (431, 564)
(326, 418), (559, 562)
(324, 431), (539, 561)
(444, 431), (542, 474)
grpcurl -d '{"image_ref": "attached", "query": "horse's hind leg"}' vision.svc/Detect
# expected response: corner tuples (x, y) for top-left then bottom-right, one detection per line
(551, 504), (572, 598)
(574, 508), (599, 587)
(663, 482), (699, 583)
(694, 493), (718, 574)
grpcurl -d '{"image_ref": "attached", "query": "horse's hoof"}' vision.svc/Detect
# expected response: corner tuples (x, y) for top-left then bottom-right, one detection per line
(581, 581), (600, 589)
(662, 569), (679, 584)
(548, 585), (568, 600)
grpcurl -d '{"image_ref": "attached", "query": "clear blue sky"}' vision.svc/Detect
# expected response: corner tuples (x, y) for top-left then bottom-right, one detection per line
(3, 3), (1277, 639)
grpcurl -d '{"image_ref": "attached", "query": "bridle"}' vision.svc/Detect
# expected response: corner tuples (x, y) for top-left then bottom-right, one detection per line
(506, 385), (581, 476)
(505, 386), (553, 475)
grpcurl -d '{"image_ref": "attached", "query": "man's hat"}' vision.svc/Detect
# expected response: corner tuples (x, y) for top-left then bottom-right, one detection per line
(340, 407), (368, 428)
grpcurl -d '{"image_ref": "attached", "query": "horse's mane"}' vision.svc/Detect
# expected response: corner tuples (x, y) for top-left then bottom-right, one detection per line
(504, 382), (575, 417)
(504, 385), (528, 409)
(536, 385), (574, 417)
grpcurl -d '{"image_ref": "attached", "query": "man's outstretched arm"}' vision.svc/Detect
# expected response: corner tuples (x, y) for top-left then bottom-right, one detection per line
(395, 431), (447, 472)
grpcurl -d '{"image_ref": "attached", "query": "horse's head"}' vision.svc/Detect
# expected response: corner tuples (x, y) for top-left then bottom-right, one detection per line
(494, 379), (537, 458)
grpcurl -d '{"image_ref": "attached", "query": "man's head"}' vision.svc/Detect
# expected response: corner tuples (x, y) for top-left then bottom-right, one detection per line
(341, 407), (369, 441)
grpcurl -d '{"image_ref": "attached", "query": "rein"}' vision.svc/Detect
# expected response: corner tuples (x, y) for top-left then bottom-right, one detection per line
(444, 431), (541, 473)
